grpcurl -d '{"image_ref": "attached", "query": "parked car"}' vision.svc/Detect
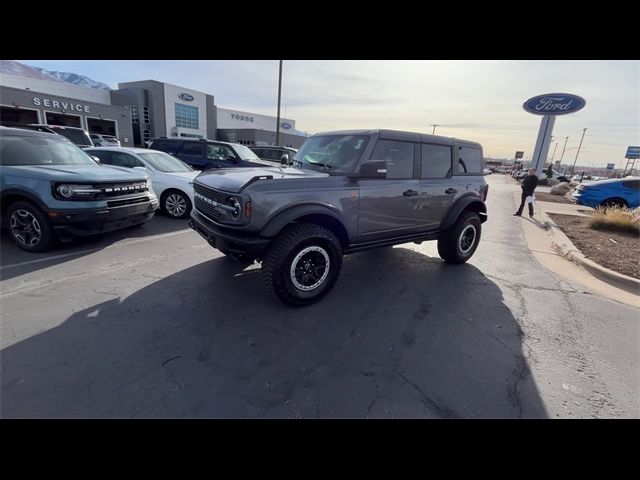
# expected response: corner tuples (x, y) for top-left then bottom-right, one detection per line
(86, 147), (198, 219)
(541, 169), (569, 182)
(90, 134), (121, 147)
(0, 127), (158, 252)
(148, 137), (274, 170)
(26, 124), (94, 148)
(189, 129), (488, 306)
(571, 177), (640, 209)
(249, 145), (298, 164)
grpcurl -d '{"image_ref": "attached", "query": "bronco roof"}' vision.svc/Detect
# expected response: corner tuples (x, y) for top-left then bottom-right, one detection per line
(310, 129), (481, 148)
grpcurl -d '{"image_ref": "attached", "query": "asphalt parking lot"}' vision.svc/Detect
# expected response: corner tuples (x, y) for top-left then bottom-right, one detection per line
(1, 175), (638, 418)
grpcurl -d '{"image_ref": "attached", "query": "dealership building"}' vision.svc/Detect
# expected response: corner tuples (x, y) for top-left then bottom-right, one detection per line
(0, 73), (308, 148)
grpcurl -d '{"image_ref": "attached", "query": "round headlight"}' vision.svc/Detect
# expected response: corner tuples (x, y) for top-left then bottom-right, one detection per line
(227, 197), (241, 219)
(57, 184), (74, 198)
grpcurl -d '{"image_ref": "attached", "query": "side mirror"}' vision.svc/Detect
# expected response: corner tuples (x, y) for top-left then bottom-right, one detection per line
(280, 154), (290, 165)
(91, 156), (101, 164)
(360, 160), (387, 178)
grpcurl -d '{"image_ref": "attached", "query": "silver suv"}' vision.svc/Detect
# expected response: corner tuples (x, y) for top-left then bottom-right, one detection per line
(189, 129), (489, 305)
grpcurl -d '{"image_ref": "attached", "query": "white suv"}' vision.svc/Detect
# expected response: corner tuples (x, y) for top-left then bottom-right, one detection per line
(90, 134), (121, 147)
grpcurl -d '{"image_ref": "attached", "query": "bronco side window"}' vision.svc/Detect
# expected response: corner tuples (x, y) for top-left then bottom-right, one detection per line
(457, 146), (483, 174)
(371, 140), (414, 179)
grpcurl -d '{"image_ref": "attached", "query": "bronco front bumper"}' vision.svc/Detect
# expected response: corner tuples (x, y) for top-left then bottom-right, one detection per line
(189, 209), (270, 258)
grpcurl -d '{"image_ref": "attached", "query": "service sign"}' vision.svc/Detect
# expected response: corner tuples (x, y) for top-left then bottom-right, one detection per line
(606, 163), (615, 170)
(523, 93), (586, 116)
(625, 146), (640, 159)
(515, 151), (524, 159)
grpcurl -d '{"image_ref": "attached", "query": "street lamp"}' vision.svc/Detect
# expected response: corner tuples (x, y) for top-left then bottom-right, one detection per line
(430, 124), (440, 134)
(570, 128), (588, 176)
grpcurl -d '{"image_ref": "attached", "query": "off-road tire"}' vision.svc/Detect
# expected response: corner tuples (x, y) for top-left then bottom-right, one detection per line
(6, 201), (56, 252)
(601, 198), (627, 209)
(437, 211), (482, 264)
(261, 223), (343, 306)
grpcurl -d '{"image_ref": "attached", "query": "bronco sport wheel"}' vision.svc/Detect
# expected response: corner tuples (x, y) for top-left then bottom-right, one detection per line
(437, 211), (482, 264)
(261, 223), (343, 306)
(6, 201), (56, 253)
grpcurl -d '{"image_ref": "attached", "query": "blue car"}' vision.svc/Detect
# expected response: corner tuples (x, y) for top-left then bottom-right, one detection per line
(1, 127), (159, 252)
(571, 177), (640, 209)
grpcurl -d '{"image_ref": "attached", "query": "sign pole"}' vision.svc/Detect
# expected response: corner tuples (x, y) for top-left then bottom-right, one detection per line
(275, 60), (283, 147)
(530, 115), (556, 176)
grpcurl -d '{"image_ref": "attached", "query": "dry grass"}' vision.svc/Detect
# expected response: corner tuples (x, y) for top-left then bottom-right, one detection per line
(588, 207), (640, 235)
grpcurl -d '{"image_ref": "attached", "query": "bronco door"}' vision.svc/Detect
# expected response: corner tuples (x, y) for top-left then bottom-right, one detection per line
(358, 139), (430, 241)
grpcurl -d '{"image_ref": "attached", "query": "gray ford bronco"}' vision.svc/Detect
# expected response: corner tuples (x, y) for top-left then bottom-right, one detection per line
(190, 129), (488, 306)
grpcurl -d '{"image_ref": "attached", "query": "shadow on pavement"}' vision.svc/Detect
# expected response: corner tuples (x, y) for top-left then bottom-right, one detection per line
(0, 214), (189, 281)
(1, 247), (548, 418)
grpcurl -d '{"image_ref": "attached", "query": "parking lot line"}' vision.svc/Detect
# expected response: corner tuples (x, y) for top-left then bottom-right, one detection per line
(0, 228), (193, 271)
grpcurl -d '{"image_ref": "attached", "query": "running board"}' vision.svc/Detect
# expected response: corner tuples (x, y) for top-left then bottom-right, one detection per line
(344, 231), (440, 254)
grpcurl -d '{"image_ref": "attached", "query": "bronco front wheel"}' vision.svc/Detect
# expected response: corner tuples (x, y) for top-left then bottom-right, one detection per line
(261, 223), (343, 306)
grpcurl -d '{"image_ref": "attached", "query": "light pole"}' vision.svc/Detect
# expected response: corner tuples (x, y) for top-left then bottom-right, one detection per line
(430, 124), (440, 134)
(559, 136), (569, 164)
(570, 128), (587, 176)
(550, 141), (558, 164)
(275, 60), (283, 147)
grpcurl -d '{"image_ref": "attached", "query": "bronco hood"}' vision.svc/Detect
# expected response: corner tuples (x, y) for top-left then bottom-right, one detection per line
(4, 164), (148, 183)
(194, 166), (329, 193)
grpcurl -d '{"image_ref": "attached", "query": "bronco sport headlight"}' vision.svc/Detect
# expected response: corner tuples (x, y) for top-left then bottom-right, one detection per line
(55, 184), (101, 199)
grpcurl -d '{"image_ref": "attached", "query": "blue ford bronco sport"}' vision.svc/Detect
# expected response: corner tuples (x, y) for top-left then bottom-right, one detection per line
(0, 126), (159, 252)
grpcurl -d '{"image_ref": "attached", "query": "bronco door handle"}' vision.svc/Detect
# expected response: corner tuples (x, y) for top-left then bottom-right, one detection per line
(445, 188), (457, 194)
(403, 189), (419, 197)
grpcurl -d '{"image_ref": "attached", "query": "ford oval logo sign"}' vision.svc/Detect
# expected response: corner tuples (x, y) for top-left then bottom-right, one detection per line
(178, 93), (194, 102)
(523, 93), (586, 116)
(281, 122), (291, 129)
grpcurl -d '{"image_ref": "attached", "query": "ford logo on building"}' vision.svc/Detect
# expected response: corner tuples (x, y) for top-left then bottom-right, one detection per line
(523, 93), (586, 116)
(178, 93), (194, 102)
(281, 122), (291, 129)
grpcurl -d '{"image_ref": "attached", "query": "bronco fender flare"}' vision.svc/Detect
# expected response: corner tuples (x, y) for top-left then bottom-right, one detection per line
(0, 188), (50, 214)
(441, 194), (487, 231)
(261, 203), (349, 242)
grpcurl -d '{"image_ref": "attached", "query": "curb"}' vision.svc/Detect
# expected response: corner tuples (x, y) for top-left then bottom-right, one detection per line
(539, 212), (640, 295)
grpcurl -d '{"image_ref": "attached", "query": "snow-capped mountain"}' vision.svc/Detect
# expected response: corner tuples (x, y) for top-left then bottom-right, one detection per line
(32, 67), (111, 90)
(0, 60), (111, 90)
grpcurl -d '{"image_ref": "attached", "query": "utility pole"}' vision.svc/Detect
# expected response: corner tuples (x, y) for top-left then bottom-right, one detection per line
(570, 128), (587, 176)
(430, 124), (440, 134)
(275, 60), (283, 147)
(559, 136), (569, 162)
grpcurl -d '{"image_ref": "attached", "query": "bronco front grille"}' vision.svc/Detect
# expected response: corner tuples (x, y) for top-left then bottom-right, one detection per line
(193, 182), (227, 204)
(195, 197), (222, 222)
(107, 196), (150, 208)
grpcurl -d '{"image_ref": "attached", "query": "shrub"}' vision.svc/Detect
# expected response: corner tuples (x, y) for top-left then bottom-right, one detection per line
(588, 206), (640, 235)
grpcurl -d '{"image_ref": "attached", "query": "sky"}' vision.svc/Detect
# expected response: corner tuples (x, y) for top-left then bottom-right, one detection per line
(21, 60), (640, 168)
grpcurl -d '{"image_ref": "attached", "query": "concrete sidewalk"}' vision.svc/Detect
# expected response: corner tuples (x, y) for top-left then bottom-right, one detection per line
(513, 192), (639, 308)
(536, 200), (592, 217)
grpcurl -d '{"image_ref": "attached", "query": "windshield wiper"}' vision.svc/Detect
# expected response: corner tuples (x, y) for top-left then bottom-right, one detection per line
(306, 159), (331, 170)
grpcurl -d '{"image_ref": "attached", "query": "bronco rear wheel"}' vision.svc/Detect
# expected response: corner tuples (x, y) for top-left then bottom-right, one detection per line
(437, 210), (482, 264)
(261, 223), (342, 306)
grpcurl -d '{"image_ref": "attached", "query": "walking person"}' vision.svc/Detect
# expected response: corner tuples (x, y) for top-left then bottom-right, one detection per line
(514, 168), (539, 218)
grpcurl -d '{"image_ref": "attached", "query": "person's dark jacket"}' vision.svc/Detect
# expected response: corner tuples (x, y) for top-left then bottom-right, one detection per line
(522, 174), (538, 196)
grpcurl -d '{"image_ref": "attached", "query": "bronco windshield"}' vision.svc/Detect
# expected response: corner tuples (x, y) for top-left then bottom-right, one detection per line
(0, 135), (98, 166)
(293, 135), (369, 172)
